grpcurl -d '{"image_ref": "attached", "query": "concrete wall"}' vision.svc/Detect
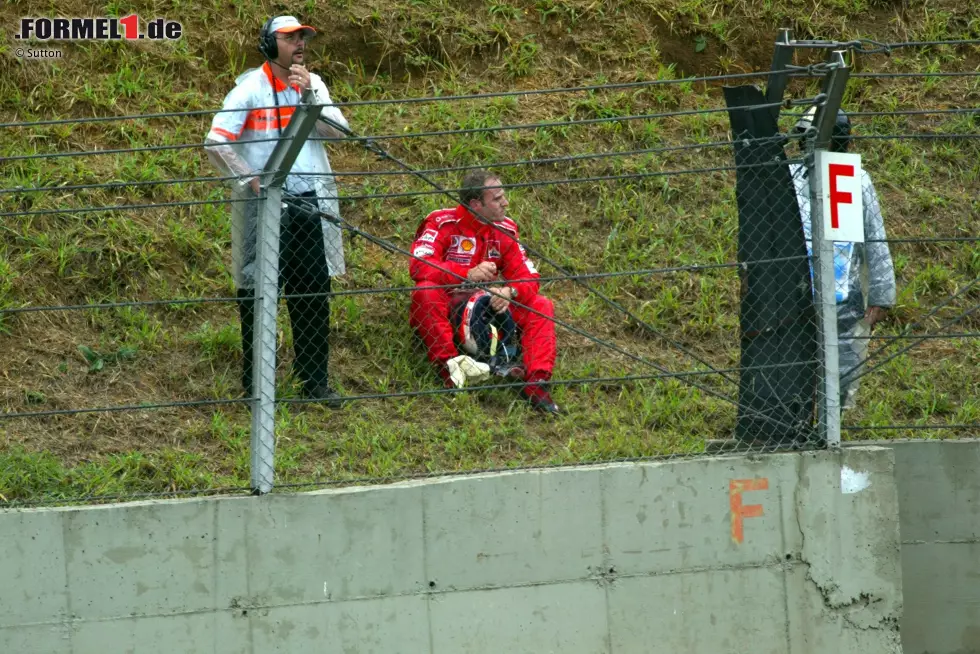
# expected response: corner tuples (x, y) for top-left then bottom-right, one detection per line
(876, 440), (980, 654)
(0, 447), (902, 654)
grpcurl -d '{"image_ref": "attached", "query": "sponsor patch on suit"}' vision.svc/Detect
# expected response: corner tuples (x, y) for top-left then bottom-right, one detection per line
(450, 235), (476, 255)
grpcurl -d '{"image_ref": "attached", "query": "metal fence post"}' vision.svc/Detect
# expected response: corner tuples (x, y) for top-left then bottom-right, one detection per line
(765, 28), (794, 119)
(250, 89), (323, 495)
(807, 51), (851, 449)
(250, 187), (281, 494)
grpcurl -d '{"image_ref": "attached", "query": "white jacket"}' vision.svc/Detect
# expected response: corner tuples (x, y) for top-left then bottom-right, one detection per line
(790, 163), (897, 323)
(205, 63), (348, 287)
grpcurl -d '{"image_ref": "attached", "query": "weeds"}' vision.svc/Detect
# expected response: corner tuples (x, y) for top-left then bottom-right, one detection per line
(504, 35), (540, 78)
(77, 343), (139, 372)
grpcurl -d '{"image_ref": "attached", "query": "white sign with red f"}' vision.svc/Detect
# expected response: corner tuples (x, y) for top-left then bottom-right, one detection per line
(815, 151), (864, 243)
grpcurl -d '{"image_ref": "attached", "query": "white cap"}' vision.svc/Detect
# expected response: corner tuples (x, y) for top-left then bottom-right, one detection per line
(267, 16), (315, 37)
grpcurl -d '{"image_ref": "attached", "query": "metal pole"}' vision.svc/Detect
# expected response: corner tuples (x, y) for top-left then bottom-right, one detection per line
(766, 28), (794, 120)
(807, 50), (850, 449)
(249, 88), (322, 495)
(250, 186), (281, 494)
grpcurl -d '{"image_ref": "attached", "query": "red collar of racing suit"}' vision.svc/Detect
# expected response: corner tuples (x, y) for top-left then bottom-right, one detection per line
(454, 204), (518, 236)
(455, 205), (481, 232)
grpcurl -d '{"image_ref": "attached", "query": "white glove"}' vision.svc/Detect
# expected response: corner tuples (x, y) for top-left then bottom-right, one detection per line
(446, 355), (491, 388)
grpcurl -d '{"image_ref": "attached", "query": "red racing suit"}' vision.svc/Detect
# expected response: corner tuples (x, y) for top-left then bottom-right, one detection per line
(409, 205), (556, 382)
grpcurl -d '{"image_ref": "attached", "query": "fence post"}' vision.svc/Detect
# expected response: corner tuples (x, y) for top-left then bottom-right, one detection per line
(250, 89), (323, 495)
(250, 187), (281, 494)
(807, 50), (851, 449)
(765, 28), (794, 119)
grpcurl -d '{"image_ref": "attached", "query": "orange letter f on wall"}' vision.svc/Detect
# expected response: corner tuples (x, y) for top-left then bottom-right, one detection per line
(730, 478), (769, 544)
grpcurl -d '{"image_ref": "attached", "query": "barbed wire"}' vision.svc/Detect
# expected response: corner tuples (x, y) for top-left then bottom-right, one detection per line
(842, 423), (980, 432)
(843, 296), (980, 387)
(851, 332), (980, 341)
(784, 38), (980, 55)
(0, 69), (824, 130)
(2, 131), (975, 199)
(0, 362), (817, 422)
(0, 104), (298, 129)
(0, 159), (801, 220)
(847, 108), (980, 117)
(313, 98), (818, 145)
(0, 397), (249, 421)
(849, 135), (980, 142)
(2, 255), (971, 318)
(0, 98), (814, 165)
(329, 134), (976, 179)
(278, 361), (819, 406)
(331, 137), (792, 178)
(842, 277), (980, 382)
(0, 174), (236, 195)
(280, 256), (802, 299)
(852, 71), (980, 78)
(0, 135), (797, 195)
(315, 160), (802, 202)
(0, 39), (967, 130)
(0, 295), (240, 316)
(0, 41), (972, 130)
(1, 135), (281, 164)
(0, 255), (802, 317)
(320, 69), (820, 109)
(866, 237), (980, 244)
(0, 195), (247, 220)
(785, 108), (980, 119)
(5, 251), (972, 318)
(885, 39), (980, 48)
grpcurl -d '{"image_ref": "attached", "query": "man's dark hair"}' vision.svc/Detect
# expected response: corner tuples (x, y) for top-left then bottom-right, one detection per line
(459, 169), (500, 207)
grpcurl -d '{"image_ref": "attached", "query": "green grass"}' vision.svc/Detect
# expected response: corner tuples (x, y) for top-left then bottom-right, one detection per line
(0, 0), (978, 503)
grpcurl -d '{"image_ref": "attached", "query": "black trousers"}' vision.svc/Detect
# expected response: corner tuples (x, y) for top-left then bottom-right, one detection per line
(238, 193), (332, 395)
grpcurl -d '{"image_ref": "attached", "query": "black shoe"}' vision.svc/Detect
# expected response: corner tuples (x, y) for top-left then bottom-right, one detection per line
(303, 384), (344, 408)
(521, 384), (561, 415)
(532, 398), (561, 415)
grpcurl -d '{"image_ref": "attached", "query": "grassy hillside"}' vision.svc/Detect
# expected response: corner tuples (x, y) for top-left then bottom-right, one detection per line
(0, 0), (978, 501)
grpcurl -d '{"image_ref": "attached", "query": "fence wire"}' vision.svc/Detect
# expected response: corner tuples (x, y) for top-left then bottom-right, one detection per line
(2, 45), (978, 505)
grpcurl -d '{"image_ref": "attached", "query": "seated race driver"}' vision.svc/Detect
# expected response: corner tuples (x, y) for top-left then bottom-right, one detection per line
(409, 170), (560, 414)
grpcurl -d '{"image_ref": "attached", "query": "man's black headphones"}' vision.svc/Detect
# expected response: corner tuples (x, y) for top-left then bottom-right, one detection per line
(258, 17), (278, 60)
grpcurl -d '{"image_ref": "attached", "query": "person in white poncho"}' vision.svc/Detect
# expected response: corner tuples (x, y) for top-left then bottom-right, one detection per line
(205, 15), (350, 404)
(790, 107), (897, 410)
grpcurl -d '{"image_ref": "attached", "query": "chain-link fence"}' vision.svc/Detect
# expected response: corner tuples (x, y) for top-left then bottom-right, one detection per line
(1, 34), (977, 504)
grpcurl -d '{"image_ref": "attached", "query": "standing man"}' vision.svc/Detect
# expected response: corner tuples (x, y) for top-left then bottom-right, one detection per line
(409, 170), (560, 414)
(791, 107), (897, 410)
(205, 15), (350, 403)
